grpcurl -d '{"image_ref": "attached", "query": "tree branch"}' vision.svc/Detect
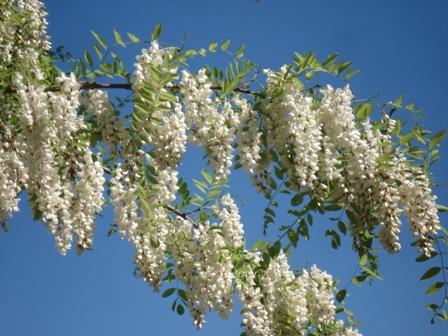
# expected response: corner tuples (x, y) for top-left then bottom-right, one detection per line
(2, 82), (256, 95)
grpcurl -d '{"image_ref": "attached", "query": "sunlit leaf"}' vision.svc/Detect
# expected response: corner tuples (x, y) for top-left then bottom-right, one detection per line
(221, 39), (230, 51)
(91, 30), (107, 49)
(208, 42), (217, 52)
(127, 32), (139, 43)
(113, 28), (126, 47)
(84, 49), (93, 68)
(235, 44), (245, 58)
(152, 23), (162, 40)
(425, 282), (444, 295)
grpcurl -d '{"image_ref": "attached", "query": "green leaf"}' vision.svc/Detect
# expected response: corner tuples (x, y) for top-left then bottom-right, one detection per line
(337, 221), (347, 235)
(162, 287), (176, 298)
(234, 256), (246, 270)
(416, 251), (437, 262)
(274, 166), (285, 180)
(235, 44), (245, 58)
(221, 39), (230, 51)
(322, 53), (339, 68)
(291, 193), (304, 207)
(324, 203), (342, 211)
(359, 254), (367, 266)
(193, 179), (207, 193)
(84, 49), (93, 68)
(107, 228), (117, 236)
(425, 282), (444, 295)
(200, 169), (213, 185)
(399, 131), (415, 145)
(345, 210), (360, 226)
(429, 130), (447, 150)
(261, 251), (271, 269)
(435, 204), (448, 213)
(346, 69), (360, 80)
(361, 266), (383, 280)
(198, 212), (209, 222)
(150, 237), (160, 248)
(337, 61), (353, 75)
(113, 28), (126, 47)
(268, 241), (281, 258)
(91, 30), (107, 49)
(208, 42), (217, 52)
(331, 231), (341, 249)
(184, 50), (197, 58)
(127, 32), (140, 43)
(426, 303), (439, 312)
(421, 267), (441, 281)
(287, 229), (298, 248)
(93, 42), (102, 59)
(152, 23), (163, 40)
(178, 289), (187, 301)
(305, 71), (314, 81)
(176, 304), (185, 315)
(336, 289), (347, 303)
(307, 213), (313, 226)
(252, 240), (264, 251)
(89, 131), (102, 147)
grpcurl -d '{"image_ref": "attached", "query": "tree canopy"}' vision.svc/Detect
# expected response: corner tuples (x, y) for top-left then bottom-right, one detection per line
(1, 1), (447, 335)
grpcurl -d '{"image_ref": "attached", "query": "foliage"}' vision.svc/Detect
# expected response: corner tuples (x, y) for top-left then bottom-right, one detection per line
(1, 1), (447, 334)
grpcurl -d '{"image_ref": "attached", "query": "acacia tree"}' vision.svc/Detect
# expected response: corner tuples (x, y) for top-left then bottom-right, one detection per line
(1, 1), (447, 335)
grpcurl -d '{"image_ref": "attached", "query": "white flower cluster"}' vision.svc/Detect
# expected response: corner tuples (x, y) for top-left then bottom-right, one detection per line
(83, 89), (130, 157)
(0, 0), (50, 79)
(108, 42), (187, 290)
(1, 3), (439, 333)
(267, 68), (323, 193)
(295, 265), (337, 327)
(253, 77), (439, 255)
(149, 103), (187, 171)
(6, 73), (104, 255)
(172, 194), (244, 329)
(0, 134), (26, 223)
(399, 166), (440, 256)
(316, 86), (441, 255)
(133, 41), (185, 203)
(109, 154), (170, 291)
(234, 97), (262, 174)
(181, 69), (239, 180)
(237, 253), (353, 336)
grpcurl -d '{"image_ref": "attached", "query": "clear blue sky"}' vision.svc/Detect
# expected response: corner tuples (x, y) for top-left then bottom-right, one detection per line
(1, 1), (447, 335)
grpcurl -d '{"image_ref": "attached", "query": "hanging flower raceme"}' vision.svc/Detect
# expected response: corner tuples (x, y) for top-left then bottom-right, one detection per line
(399, 166), (440, 257)
(13, 72), (104, 255)
(171, 194), (245, 329)
(0, 136), (26, 223)
(0, 0), (50, 79)
(237, 252), (355, 336)
(0, 0), (51, 224)
(234, 97), (262, 174)
(107, 40), (188, 292)
(180, 69), (238, 180)
(315, 86), (406, 253)
(83, 89), (130, 158)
